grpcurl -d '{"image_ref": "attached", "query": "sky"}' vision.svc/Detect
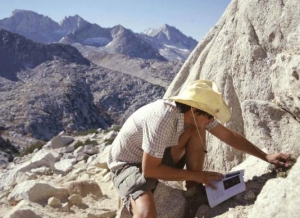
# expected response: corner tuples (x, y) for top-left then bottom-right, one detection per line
(0, 0), (231, 41)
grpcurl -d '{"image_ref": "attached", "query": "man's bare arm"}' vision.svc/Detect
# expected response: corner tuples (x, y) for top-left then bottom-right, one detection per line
(209, 123), (291, 166)
(142, 152), (223, 189)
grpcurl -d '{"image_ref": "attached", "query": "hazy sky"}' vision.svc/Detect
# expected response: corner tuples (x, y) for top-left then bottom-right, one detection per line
(0, 0), (231, 41)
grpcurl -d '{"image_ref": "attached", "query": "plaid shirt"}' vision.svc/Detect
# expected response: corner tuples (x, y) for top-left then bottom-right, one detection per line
(108, 99), (185, 171)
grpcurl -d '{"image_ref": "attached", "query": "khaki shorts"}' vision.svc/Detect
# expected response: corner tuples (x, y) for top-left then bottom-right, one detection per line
(111, 147), (185, 212)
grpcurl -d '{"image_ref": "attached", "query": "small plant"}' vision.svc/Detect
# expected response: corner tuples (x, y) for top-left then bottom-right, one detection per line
(0, 136), (18, 154)
(104, 138), (115, 145)
(73, 138), (98, 149)
(84, 138), (98, 146)
(268, 156), (298, 178)
(18, 140), (46, 157)
(74, 140), (84, 149)
(74, 129), (98, 136)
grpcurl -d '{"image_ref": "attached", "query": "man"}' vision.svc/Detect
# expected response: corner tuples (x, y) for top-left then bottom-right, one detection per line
(108, 80), (291, 218)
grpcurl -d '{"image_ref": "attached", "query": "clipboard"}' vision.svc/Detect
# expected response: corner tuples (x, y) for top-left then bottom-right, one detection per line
(205, 170), (246, 208)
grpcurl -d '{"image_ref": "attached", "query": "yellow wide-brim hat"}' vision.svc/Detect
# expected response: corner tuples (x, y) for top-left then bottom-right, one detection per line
(169, 80), (231, 123)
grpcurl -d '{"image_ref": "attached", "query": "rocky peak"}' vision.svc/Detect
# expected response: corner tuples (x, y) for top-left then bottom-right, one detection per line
(0, 10), (64, 43)
(59, 15), (89, 33)
(142, 24), (198, 50)
(109, 28), (166, 60)
(6, 9), (60, 32)
(110, 25), (130, 36)
(144, 24), (174, 37)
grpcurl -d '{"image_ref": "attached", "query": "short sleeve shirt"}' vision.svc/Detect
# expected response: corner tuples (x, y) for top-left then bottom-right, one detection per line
(107, 99), (185, 171)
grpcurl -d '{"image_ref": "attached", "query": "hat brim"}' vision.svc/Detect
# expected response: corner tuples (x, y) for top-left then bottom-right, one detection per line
(170, 97), (231, 123)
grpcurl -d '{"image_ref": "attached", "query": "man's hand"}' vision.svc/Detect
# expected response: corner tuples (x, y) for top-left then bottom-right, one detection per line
(266, 153), (292, 167)
(193, 171), (224, 190)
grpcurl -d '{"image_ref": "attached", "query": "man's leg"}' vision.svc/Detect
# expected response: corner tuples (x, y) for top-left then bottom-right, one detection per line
(171, 125), (206, 169)
(112, 165), (157, 218)
(130, 191), (156, 218)
(170, 125), (206, 188)
(185, 126), (206, 171)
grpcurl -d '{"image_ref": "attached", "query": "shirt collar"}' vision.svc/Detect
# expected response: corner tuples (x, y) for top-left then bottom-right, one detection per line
(177, 111), (184, 133)
(163, 99), (185, 133)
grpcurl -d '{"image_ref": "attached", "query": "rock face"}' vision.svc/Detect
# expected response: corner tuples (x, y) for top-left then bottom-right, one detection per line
(248, 157), (300, 218)
(165, 0), (300, 172)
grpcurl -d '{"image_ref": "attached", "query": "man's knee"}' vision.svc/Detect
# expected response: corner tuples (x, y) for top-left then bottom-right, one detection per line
(131, 191), (157, 218)
(133, 208), (156, 218)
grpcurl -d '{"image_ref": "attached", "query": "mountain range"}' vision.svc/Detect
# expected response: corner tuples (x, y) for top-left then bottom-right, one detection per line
(0, 9), (198, 61)
(0, 9), (187, 142)
(0, 28), (182, 141)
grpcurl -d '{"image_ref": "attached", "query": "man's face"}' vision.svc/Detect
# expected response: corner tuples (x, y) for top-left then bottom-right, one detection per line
(191, 109), (214, 128)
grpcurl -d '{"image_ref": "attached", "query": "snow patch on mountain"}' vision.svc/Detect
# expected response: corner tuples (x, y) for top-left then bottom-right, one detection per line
(82, 37), (111, 46)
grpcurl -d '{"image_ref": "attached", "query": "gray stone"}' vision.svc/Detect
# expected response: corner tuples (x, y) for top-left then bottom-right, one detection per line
(248, 157), (300, 218)
(153, 183), (186, 218)
(88, 145), (110, 169)
(68, 194), (82, 205)
(4, 200), (54, 218)
(59, 202), (70, 212)
(54, 159), (74, 175)
(31, 166), (51, 175)
(75, 153), (89, 162)
(83, 145), (98, 155)
(8, 180), (69, 204)
(58, 144), (75, 153)
(103, 131), (118, 142)
(50, 133), (74, 149)
(74, 145), (85, 155)
(64, 180), (103, 198)
(87, 209), (117, 218)
(48, 197), (61, 207)
(0, 150), (56, 190)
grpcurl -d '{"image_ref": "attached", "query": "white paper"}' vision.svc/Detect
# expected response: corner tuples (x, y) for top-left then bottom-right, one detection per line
(205, 170), (246, 208)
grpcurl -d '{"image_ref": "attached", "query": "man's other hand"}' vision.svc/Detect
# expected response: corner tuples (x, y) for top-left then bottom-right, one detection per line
(266, 153), (292, 167)
(193, 171), (224, 190)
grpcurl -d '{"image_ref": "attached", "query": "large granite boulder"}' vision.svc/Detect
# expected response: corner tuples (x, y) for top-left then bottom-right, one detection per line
(164, 0), (300, 172)
(248, 156), (300, 218)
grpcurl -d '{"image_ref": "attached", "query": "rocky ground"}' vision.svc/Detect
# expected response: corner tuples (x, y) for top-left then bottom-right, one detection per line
(1, 126), (298, 218)
(0, 126), (121, 218)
